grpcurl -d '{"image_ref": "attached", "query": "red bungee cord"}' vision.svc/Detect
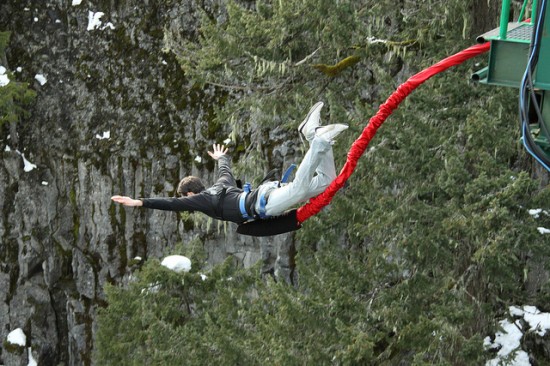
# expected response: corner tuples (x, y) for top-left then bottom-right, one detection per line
(296, 42), (491, 224)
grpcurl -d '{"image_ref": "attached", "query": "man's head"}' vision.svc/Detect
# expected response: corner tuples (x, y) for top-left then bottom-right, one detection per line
(177, 176), (206, 197)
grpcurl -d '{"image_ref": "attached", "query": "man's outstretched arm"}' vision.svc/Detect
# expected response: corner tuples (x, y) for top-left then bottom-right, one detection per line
(111, 194), (208, 212)
(111, 195), (143, 206)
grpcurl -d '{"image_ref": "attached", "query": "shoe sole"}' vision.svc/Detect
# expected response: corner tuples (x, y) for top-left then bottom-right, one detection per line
(316, 124), (348, 143)
(298, 102), (324, 142)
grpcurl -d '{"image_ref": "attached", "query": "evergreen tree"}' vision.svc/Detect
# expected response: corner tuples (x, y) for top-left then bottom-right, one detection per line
(0, 31), (36, 129)
(96, 0), (550, 364)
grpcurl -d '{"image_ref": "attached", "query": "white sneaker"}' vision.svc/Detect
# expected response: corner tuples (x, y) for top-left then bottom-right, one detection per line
(298, 102), (324, 143)
(315, 124), (348, 143)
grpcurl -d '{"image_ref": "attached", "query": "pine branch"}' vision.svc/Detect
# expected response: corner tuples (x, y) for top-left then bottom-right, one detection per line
(311, 55), (361, 77)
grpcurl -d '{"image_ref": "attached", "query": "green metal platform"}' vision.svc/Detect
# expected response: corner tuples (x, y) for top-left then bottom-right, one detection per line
(472, 0), (550, 165)
(473, 22), (532, 87)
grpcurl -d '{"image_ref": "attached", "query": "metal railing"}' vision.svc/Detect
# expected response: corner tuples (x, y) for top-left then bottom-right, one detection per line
(499, 0), (537, 39)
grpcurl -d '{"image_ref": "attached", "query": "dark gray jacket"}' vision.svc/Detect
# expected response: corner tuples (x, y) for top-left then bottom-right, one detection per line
(141, 155), (258, 224)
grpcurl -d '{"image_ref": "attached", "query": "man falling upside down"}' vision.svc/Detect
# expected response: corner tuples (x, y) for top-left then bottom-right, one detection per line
(111, 102), (347, 234)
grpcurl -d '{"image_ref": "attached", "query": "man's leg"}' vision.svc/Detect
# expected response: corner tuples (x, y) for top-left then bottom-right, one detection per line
(306, 143), (336, 194)
(262, 137), (334, 217)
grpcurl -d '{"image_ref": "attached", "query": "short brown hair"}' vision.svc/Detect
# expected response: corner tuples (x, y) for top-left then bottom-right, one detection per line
(177, 176), (206, 196)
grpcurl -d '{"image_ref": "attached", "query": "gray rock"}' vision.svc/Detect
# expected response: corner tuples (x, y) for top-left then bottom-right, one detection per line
(0, 1), (297, 364)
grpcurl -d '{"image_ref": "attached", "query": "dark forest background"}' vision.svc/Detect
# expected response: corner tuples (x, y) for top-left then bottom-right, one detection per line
(1, 0), (549, 365)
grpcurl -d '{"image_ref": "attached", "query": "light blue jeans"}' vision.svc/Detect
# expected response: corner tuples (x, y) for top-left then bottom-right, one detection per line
(254, 137), (336, 217)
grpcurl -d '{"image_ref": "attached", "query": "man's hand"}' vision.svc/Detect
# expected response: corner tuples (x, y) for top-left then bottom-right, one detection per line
(208, 143), (228, 160)
(111, 195), (143, 206)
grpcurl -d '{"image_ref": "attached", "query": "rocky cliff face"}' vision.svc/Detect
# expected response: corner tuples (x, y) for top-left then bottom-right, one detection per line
(0, 1), (297, 364)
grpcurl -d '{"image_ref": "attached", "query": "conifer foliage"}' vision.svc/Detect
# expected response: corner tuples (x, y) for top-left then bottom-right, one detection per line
(0, 32), (36, 128)
(96, 0), (550, 364)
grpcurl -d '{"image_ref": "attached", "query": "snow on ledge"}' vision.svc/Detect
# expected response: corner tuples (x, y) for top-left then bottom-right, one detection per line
(7, 328), (26, 347)
(87, 11), (115, 31)
(161, 255), (192, 273)
(95, 131), (110, 140)
(5, 145), (37, 172)
(485, 305), (550, 365)
(0, 65), (9, 87)
(35, 74), (47, 85)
